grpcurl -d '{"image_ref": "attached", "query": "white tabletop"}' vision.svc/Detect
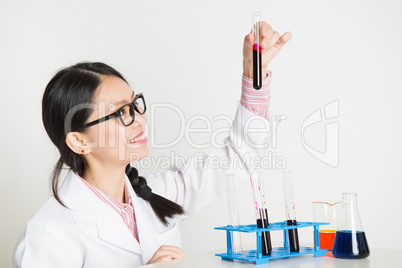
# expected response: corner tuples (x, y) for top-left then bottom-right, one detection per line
(139, 248), (398, 268)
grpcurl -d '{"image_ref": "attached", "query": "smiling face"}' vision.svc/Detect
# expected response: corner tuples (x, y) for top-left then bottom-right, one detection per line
(81, 75), (149, 166)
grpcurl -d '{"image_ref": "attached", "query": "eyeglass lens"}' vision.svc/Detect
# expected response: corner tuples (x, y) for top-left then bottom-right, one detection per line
(119, 97), (145, 126)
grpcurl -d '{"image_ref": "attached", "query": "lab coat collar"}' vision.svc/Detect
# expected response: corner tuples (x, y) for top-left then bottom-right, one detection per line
(58, 170), (150, 255)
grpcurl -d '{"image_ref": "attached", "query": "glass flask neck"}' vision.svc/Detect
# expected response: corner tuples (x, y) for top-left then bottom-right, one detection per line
(342, 193), (357, 204)
(337, 193), (364, 232)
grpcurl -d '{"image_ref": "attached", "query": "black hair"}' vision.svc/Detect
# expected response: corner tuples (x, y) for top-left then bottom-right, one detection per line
(42, 62), (183, 225)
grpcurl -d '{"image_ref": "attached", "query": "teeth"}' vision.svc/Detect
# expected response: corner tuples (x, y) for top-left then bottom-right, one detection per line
(128, 134), (145, 144)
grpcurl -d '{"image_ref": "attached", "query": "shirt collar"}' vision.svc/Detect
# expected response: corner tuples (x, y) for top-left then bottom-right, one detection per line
(76, 173), (133, 207)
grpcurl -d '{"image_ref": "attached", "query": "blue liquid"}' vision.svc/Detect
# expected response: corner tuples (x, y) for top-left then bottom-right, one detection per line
(332, 231), (370, 259)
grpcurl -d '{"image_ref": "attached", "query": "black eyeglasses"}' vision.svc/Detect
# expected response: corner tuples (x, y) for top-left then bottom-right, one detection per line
(78, 93), (146, 131)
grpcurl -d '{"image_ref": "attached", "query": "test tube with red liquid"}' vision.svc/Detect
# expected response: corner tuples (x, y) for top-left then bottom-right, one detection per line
(250, 172), (272, 255)
(282, 171), (300, 252)
(252, 12), (262, 90)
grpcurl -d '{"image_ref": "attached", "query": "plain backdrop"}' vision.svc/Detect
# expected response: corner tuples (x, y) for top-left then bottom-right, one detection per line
(1, 0), (402, 267)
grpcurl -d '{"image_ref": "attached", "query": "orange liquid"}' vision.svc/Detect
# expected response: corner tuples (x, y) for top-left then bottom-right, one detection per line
(319, 230), (336, 250)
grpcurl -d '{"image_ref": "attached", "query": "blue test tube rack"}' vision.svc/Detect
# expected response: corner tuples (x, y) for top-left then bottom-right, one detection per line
(214, 221), (329, 265)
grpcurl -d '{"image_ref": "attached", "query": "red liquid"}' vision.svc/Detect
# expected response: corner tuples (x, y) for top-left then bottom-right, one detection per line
(256, 219), (272, 255)
(256, 208), (272, 255)
(287, 220), (299, 252)
(319, 230), (336, 250)
(252, 43), (262, 90)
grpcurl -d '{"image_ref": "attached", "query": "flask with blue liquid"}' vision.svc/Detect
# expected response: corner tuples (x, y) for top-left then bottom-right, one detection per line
(332, 193), (370, 259)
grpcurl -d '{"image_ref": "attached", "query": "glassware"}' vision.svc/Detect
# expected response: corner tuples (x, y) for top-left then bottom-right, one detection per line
(312, 200), (342, 250)
(250, 172), (272, 255)
(332, 193), (370, 259)
(282, 171), (299, 252)
(252, 12), (262, 90)
(225, 174), (242, 254)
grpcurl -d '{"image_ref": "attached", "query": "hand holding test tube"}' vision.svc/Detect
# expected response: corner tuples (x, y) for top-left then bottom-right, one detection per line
(242, 13), (292, 81)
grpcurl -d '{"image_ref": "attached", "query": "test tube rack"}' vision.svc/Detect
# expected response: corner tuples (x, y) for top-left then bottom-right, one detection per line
(214, 221), (329, 265)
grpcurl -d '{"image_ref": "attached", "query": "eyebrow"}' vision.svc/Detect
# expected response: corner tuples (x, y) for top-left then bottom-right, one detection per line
(112, 91), (135, 106)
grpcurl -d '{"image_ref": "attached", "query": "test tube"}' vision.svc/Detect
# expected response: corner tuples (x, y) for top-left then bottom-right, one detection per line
(282, 171), (300, 252)
(225, 174), (242, 254)
(252, 12), (262, 90)
(250, 172), (272, 255)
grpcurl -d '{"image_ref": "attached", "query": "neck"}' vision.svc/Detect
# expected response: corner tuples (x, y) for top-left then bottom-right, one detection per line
(83, 161), (127, 203)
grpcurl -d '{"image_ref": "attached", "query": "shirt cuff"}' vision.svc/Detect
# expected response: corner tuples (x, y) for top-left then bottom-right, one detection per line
(240, 71), (272, 120)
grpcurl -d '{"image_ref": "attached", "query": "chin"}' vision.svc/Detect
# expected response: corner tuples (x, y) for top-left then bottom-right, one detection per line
(127, 145), (150, 162)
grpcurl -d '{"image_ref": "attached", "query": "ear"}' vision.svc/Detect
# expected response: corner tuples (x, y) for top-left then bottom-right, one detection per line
(65, 132), (91, 155)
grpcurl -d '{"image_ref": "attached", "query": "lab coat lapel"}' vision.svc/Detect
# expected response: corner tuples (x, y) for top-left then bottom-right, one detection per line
(62, 171), (141, 254)
(125, 177), (160, 264)
(94, 197), (142, 254)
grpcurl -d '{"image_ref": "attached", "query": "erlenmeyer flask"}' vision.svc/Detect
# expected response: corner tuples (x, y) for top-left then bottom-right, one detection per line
(332, 193), (370, 259)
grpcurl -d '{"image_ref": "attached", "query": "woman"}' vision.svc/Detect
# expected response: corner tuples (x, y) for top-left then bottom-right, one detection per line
(13, 22), (291, 267)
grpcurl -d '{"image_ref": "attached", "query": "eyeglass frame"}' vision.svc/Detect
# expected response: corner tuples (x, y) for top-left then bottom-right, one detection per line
(77, 93), (146, 131)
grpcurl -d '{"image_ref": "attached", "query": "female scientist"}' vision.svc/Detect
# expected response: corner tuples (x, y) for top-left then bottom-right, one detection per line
(13, 22), (291, 267)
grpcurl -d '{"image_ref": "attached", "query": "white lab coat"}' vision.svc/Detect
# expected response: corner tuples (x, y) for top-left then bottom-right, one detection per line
(13, 105), (273, 268)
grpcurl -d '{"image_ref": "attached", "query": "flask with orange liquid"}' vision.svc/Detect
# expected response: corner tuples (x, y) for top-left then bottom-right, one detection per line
(312, 200), (342, 250)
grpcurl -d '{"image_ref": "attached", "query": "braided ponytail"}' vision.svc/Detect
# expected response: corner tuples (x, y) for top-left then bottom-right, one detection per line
(125, 164), (184, 225)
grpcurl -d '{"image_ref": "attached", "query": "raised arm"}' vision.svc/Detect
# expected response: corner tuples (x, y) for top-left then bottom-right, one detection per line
(144, 22), (291, 218)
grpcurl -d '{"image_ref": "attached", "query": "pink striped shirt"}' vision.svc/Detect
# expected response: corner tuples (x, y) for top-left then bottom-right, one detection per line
(240, 71), (272, 120)
(77, 175), (139, 242)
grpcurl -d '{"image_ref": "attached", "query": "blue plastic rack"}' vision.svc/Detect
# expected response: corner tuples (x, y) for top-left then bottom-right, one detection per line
(214, 221), (329, 265)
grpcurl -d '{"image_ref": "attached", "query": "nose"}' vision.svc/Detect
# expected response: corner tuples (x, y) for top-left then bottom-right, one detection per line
(131, 111), (147, 129)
